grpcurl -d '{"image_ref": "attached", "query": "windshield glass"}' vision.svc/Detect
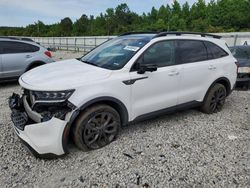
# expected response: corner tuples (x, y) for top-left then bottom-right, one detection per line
(80, 37), (150, 70)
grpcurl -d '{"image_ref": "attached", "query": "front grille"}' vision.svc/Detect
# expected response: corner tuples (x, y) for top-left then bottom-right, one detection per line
(11, 111), (28, 130)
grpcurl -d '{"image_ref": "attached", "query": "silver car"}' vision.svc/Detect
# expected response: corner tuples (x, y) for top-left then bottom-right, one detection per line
(0, 37), (54, 81)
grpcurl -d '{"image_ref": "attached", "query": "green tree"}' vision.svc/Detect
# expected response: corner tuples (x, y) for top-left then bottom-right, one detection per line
(60, 17), (73, 36)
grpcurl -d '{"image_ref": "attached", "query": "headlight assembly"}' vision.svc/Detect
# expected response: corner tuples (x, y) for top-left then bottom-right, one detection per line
(32, 90), (75, 101)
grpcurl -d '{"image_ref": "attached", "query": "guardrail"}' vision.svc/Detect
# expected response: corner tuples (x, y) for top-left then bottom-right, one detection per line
(31, 36), (115, 52)
(28, 32), (250, 52)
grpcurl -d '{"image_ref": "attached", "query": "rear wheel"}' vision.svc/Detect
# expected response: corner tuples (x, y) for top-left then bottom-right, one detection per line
(73, 104), (121, 151)
(200, 83), (227, 114)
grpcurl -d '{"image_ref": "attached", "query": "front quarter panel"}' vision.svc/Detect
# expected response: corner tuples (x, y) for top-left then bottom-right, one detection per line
(68, 70), (132, 121)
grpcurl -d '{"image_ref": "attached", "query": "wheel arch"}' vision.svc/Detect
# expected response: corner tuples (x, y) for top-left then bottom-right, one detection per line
(203, 77), (232, 102)
(25, 61), (46, 72)
(62, 96), (129, 153)
(76, 97), (129, 126)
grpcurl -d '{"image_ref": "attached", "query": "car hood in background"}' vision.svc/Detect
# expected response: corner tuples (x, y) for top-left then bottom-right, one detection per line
(20, 59), (112, 90)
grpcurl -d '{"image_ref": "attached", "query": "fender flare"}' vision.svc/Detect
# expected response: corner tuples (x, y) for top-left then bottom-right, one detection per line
(62, 96), (129, 153)
(203, 77), (232, 102)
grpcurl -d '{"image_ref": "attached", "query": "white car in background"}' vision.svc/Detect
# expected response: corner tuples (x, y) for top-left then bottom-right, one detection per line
(0, 37), (54, 81)
(9, 32), (237, 158)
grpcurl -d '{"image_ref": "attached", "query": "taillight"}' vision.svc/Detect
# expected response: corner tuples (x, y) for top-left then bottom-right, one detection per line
(44, 51), (52, 58)
(235, 61), (240, 73)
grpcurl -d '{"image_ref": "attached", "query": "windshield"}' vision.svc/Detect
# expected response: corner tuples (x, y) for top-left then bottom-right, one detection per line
(80, 37), (150, 70)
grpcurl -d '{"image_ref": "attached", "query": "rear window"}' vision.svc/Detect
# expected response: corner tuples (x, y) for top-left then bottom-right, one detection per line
(176, 40), (208, 64)
(0, 41), (40, 54)
(230, 48), (249, 59)
(204, 41), (228, 59)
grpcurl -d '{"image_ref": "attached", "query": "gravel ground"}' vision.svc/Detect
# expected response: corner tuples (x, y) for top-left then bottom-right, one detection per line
(0, 51), (249, 187)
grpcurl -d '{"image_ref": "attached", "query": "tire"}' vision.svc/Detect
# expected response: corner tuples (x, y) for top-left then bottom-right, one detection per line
(73, 104), (121, 151)
(200, 83), (227, 114)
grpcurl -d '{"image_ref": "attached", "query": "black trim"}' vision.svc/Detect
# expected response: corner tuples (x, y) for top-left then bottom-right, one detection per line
(123, 76), (148, 85)
(203, 77), (232, 101)
(153, 32), (221, 39)
(0, 76), (19, 82)
(131, 101), (201, 123)
(77, 97), (128, 125)
(62, 97), (129, 153)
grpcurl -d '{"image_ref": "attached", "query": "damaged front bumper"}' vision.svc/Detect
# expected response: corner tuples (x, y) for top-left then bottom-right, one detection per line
(9, 93), (74, 158)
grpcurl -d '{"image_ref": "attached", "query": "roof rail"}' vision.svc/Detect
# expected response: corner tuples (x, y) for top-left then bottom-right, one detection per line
(119, 32), (158, 36)
(0, 36), (34, 42)
(153, 31), (222, 39)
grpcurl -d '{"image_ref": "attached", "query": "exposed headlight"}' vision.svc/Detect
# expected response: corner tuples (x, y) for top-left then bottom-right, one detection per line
(32, 90), (75, 101)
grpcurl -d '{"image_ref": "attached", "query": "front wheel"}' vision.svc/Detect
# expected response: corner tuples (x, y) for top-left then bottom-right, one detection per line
(200, 83), (227, 114)
(73, 104), (121, 151)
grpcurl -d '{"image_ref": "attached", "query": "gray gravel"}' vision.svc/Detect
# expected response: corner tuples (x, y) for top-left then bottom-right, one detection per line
(0, 51), (249, 187)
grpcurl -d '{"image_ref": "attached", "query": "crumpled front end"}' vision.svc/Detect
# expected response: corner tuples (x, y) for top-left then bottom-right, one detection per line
(9, 91), (76, 158)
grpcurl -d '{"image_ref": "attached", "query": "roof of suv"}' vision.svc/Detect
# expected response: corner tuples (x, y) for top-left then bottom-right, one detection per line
(119, 31), (222, 41)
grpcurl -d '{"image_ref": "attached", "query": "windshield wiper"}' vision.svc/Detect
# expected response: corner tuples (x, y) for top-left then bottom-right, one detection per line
(78, 59), (100, 67)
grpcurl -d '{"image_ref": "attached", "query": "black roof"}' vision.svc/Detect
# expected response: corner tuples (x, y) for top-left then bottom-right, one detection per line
(119, 31), (222, 40)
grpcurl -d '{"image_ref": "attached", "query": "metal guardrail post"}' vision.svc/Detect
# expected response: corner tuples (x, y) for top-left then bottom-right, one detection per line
(74, 38), (77, 52)
(66, 38), (68, 51)
(84, 37), (86, 53)
(233, 34), (238, 46)
(59, 38), (61, 50)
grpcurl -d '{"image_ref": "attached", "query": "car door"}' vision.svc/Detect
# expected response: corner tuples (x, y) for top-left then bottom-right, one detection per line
(129, 40), (181, 119)
(176, 40), (212, 104)
(1, 41), (36, 78)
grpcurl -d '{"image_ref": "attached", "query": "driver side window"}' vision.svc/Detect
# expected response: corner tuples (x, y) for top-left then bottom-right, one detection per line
(140, 41), (175, 67)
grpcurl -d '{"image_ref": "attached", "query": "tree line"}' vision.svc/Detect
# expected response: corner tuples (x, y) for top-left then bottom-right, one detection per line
(1, 0), (250, 37)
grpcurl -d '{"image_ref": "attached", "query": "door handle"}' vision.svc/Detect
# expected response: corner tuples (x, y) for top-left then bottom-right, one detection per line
(168, 71), (179, 76)
(26, 55), (32, 58)
(208, 65), (216, 70)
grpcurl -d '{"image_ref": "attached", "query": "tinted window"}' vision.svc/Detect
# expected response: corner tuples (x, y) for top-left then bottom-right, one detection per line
(0, 41), (39, 54)
(230, 48), (249, 59)
(139, 40), (175, 67)
(204, 41), (228, 59)
(177, 40), (207, 64)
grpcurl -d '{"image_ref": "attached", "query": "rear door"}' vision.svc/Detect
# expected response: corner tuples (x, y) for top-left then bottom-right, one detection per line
(1, 41), (39, 78)
(176, 40), (212, 104)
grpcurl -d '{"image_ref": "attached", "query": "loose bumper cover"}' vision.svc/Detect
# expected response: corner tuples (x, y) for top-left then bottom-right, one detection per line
(9, 93), (69, 158)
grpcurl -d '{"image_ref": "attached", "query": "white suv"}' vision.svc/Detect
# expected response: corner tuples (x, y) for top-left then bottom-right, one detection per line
(9, 32), (237, 158)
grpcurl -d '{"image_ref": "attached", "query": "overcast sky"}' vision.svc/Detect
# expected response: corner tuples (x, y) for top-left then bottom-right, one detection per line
(0, 0), (198, 27)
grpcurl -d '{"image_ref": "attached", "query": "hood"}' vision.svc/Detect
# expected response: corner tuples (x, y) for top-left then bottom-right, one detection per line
(20, 59), (112, 90)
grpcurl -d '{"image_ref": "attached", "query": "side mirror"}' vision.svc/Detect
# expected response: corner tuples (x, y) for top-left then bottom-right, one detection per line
(137, 64), (158, 74)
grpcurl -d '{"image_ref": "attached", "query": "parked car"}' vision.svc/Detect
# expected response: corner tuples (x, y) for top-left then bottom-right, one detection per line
(9, 32), (237, 158)
(0, 37), (54, 81)
(229, 45), (250, 89)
